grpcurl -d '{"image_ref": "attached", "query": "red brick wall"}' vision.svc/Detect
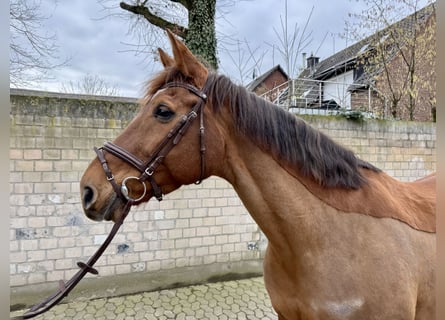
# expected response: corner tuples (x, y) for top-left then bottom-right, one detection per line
(373, 13), (436, 121)
(253, 70), (288, 96)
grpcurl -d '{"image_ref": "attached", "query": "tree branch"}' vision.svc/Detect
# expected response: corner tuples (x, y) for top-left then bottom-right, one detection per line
(170, 0), (191, 10)
(119, 1), (188, 39)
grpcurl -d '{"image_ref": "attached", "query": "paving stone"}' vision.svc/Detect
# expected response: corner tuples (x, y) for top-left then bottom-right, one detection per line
(10, 277), (277, 319)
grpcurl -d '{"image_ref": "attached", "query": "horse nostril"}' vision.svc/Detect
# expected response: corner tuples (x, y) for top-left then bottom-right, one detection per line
(82, 186), (96, 210)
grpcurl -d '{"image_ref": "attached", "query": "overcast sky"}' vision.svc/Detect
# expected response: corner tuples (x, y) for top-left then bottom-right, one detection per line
(16, 0), (429, 97)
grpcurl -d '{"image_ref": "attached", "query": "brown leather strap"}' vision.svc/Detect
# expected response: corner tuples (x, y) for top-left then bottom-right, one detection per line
(101, 142), (146, 172)
(196, 102), (206, 184)
(161, 81), (207, 101)
(95, 146), (128, 203)
(102, 81), (208, 201)
(14, 201), (133, 319)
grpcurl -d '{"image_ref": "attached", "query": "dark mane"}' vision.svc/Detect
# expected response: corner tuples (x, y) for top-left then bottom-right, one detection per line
(204, 72), (380, 189)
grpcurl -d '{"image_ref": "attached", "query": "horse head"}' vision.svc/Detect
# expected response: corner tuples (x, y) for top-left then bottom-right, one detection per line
(80, 30), (225, 223)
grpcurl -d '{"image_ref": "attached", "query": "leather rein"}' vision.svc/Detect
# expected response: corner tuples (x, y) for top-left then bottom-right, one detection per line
(14, 81), (208, 319)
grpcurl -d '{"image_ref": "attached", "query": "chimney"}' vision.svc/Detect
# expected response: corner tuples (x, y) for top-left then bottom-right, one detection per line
(302, 52), (307, 68)
(306, 54), (320, 71)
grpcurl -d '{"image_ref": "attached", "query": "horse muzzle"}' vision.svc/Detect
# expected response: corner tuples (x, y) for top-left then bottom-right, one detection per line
(81, 184), (120, 222)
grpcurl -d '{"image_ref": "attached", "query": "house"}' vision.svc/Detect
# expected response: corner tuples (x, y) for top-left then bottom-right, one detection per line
(246, 65), (289, 102)
(276, 3), (436, 121)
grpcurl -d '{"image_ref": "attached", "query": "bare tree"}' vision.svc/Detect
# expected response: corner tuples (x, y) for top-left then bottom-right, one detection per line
(261, 0), (317, 109)
(10, 0), (66, 87)
(97, 0), (316, 88)
(99, 0), (219, 69)
(223, 39), (268, 85)
(269, 1), (314, 79)
(60, 74), (121, 96)
(222, 1), (316, 87)
(346, 0), (436, 121)
(98, 1), (259, 71)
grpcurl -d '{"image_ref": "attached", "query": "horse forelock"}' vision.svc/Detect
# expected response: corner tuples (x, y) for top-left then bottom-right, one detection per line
(142, 68), (192, 103)
(204, 72), (380, 189)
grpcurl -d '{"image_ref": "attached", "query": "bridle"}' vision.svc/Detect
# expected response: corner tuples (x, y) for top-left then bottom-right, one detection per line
(95, 81), (208, 204)
(14, 81), (208, 319)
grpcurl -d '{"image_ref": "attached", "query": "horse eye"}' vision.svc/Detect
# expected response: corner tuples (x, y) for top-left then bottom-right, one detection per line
(153, 105), (175, 122)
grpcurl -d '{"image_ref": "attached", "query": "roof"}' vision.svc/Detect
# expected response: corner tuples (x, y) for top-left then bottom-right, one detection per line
(299, 41), (363, 80)
(298, 3), (435, 83)
(246, 65), (289, 91)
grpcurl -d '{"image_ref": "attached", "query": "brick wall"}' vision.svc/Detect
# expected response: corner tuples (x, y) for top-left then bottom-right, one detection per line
(10, 90), (436, 293)
(258, 70), (288, 93)
(372, 8), (436, 121)
(307, 115), (436, 179)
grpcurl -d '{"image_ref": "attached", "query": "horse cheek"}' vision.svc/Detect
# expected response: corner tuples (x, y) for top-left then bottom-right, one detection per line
(167, 143), (202, 185)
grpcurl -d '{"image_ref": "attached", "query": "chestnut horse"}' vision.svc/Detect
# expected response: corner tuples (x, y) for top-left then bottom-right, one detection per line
(80, 31), (436, 319)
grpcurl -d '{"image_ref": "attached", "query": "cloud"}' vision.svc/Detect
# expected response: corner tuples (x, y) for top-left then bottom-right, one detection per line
(25, 0), (360, 96)
(22, 0), (429, 96)
(35, 1), (149, 96)
(216, 0), (357, 83)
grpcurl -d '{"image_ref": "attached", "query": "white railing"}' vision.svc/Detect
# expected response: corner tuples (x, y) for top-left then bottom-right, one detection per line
(259, 78), (377, 117)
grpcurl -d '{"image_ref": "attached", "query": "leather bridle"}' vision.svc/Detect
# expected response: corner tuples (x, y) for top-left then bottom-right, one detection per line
(14, 81), (208, 319)
(95, 81), (208, 204)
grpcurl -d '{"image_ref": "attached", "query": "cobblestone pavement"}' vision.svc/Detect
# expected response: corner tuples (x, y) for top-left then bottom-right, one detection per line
(11, 277), (277, 320)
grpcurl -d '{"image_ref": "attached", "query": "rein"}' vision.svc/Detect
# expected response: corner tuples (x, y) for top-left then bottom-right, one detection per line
(12, 202), (132, 320)
(13, 81), (208, 319)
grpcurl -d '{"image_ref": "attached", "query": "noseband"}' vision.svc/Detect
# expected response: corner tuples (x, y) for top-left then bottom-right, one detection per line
(95, 81), (208, 204)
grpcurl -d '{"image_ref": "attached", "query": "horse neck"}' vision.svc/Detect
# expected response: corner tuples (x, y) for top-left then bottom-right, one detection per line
(220, 132), (331, 253)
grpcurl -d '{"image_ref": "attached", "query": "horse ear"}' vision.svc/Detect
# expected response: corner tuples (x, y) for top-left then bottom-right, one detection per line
(166, 29), (208, 88)
(158, 48), (174, 68)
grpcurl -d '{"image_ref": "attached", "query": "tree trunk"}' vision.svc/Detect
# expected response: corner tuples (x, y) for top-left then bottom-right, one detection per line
(185, 0), (218, 69)
(120, 0), (218, 69)
(391, 100), (398, 119)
